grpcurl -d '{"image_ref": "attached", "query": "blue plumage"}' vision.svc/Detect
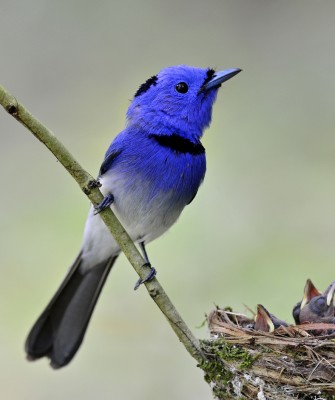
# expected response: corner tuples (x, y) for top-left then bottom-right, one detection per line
(127, 65), (219, 139)
(25, 64), (241, 368)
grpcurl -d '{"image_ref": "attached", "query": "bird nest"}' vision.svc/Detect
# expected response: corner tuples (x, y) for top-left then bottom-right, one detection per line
(199, 308), (335, 400)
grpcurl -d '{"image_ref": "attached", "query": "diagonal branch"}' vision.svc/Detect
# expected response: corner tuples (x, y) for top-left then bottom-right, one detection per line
(0, 83), (205, 364)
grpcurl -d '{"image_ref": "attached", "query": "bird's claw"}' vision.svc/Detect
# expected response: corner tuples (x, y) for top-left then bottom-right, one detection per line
(94, 193), (114, 215)
(88, 179), (101, 189)
(134, 264), (157, 290)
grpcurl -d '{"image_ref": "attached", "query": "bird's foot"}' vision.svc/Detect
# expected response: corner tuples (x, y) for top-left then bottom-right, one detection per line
(94, 193), (114, 214)
(88, 179), (101, 189)
(134, 263), (157, 290)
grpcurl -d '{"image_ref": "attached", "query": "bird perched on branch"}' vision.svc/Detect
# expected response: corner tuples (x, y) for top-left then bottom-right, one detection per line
(25, 65), (241, 368)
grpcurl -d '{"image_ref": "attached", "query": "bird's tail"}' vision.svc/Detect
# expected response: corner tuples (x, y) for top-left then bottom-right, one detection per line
(25, 252), (117, 369)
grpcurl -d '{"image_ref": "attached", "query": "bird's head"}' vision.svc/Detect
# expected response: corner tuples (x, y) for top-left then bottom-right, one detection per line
(300, 279), (322, 309)
(299, 280), (335, 323)
(292, 279), (322, 324)
(254, 304), (275, 333)
(254, 304), (288, 332)
(126, 65), (241, 140)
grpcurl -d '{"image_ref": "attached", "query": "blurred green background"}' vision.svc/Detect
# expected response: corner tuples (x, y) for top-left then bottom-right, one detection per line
(1, 0), (335, 398)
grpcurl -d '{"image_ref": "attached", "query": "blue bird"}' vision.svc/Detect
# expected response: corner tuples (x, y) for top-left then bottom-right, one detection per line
(25, 65), (241, 368)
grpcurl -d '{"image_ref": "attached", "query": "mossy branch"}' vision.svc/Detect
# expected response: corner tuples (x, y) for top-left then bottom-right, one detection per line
(0, 83), (205, 364)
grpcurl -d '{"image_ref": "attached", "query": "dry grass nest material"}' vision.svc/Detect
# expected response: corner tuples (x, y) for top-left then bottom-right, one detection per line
(200, 308), (335, 399)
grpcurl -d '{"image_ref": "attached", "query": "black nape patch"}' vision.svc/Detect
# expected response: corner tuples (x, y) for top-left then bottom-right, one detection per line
(134, 75), (158, 97)
(201, 68), (216, 87)
(149, 133), (205, 155)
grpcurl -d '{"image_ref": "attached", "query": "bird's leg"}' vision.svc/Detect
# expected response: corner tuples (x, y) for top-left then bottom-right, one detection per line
(93, 193), (114, 215)
(134, 242), (157, 290)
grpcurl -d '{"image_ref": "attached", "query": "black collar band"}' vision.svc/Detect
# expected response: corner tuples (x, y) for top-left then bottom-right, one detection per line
(148, 133), (205, 155)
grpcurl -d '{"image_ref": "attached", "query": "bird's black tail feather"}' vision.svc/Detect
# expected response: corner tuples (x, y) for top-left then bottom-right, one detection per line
(25, 253), (117, 369)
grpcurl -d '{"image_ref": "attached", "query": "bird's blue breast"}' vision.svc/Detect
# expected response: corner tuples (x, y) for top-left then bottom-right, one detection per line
(103, 128), (206, 209)
(142, 134), (206, 205)
(99, 128), (206, 243)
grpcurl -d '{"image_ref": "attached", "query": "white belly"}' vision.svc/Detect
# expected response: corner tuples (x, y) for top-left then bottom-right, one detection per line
(80, 173), (185, 269)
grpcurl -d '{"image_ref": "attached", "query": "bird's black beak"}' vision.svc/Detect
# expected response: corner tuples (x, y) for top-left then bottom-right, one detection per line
(201, 68), (242, 92)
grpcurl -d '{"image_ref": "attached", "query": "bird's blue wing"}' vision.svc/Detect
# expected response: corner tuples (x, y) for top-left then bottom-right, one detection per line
(99, 149), (122, 176)
(187, 189), (199, 205)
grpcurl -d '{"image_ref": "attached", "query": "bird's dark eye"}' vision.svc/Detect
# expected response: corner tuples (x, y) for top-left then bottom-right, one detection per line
(175, 82), (188, 94)
(315, 297), (326, 310)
